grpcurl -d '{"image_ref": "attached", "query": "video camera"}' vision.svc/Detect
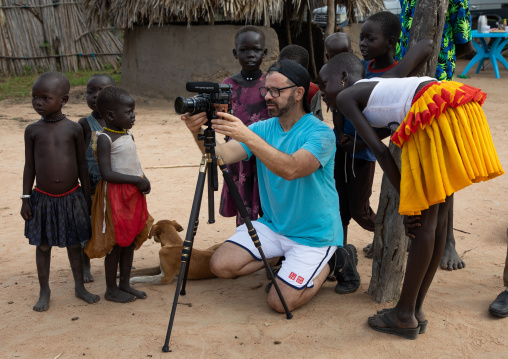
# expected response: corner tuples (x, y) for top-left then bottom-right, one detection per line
(174, 82), (233, 124)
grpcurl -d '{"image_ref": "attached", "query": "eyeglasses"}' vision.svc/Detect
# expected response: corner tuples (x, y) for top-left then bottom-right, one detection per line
(259, 85), (297, 98)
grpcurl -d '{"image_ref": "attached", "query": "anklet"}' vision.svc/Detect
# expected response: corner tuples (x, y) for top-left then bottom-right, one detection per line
(104, 127), (126, 134)
(41, 114), (66, 122)
(240, 70), (262, 81)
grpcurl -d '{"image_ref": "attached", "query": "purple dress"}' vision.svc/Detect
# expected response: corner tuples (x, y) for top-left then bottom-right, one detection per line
(219, 75), (269, 226)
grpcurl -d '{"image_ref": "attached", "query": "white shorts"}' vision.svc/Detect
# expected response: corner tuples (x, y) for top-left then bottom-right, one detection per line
(226, 221), (337, 290)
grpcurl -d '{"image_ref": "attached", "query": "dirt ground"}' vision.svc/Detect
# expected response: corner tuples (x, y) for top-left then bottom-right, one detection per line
(1, 59), (507, 359)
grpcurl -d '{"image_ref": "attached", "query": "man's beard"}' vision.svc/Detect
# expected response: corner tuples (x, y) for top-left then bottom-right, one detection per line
(267, 92), (296, 118)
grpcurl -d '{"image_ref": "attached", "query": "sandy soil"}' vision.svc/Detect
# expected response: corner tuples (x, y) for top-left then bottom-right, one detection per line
(1, 59), (507, 359)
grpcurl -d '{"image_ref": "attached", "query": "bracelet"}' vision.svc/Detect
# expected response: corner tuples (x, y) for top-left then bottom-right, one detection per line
(20, 195), (31, 199)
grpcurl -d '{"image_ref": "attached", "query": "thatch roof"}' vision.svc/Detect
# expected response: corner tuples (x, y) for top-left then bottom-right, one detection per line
(83, 0), (385, 29)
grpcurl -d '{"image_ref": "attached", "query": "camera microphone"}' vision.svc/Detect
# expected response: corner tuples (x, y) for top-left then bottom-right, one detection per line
(186, 82), (220, 93)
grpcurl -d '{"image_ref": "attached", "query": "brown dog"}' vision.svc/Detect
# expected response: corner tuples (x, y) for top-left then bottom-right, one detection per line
(130, 220), (221, 285)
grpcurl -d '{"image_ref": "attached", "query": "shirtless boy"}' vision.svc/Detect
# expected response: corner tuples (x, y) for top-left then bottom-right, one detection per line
(21, 72), (100, 311)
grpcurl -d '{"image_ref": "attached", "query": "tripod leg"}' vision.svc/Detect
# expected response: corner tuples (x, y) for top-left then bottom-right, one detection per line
(183, 157), (217, 294)
(207, 159), (216, 224)
(217, 156), (293, 319)
(163, 155), (208, 352)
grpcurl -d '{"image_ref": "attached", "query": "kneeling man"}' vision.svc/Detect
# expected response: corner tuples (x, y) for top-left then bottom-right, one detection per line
(181, 60), (349, 312)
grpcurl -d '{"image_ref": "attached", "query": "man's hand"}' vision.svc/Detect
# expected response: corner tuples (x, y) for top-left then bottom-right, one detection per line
(212, 112), (252, 144)
(181, 112), (208, 134)
(403, 215), (421, 239)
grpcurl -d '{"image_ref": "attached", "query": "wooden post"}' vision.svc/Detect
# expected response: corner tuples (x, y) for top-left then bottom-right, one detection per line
(307, 7), (317, 79)
(367, 0), (448, 303)
(284, 3), (292, 45)
(324, 0), (336, 42)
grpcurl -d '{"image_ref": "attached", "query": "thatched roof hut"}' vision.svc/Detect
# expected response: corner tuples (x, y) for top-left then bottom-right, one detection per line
(0, 0), (122, 76)
(80, 0), (385, 100)
(83, 0), (385, 29)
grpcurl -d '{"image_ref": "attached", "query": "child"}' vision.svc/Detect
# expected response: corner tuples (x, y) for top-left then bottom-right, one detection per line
(328, 13), (399, 295)
(78, 74), (116, 283)
(318, 39), (503, 338)
(84, 86), (154, 303)
(219, 26), (269, 227)
(21, 72), (100, 311)
(278, 44), (322, 121)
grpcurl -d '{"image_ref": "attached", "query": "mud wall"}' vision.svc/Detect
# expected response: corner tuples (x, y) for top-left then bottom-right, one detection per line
(122, 24), (279, 101)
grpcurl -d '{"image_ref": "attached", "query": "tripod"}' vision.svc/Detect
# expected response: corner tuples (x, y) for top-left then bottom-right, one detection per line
(162, 114), (293, 353)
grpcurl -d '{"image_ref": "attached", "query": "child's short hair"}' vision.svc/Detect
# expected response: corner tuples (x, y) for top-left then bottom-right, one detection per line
(235, 25), (265, 47)
(366, 11), (401, 40)
(324, 32), (352, 52)
(35, 72), (70, 96)
(88, 74), (116, 86)
(96, 86), (132, 116)
(325, 52), (365, 78)
(278, 45), (309, 70)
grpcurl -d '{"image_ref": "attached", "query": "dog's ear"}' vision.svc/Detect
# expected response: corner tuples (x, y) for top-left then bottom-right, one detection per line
(148, 224), (159, 239)
(171, 220), (184, 232)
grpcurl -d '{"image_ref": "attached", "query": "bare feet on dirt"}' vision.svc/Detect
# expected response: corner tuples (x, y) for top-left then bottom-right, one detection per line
(75, 287), (100, 304)
(33, 288), (51, 312)
(105, 287), (137, 303)
(119, 284), (147, 299)
(440, 241), (466, 270)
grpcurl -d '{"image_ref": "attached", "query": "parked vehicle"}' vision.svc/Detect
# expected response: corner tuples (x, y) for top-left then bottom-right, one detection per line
(469, 0), (508, 29)
(312, 1), (508, 30)
(311, 1), (401, 30)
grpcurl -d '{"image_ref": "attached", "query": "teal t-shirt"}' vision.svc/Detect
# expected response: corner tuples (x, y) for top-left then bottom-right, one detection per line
(239, 113), (343, 248)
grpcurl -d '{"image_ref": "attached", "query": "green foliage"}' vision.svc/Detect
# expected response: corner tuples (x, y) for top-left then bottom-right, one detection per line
(22, 66), (33, 76)
(0, 69), (121, 101)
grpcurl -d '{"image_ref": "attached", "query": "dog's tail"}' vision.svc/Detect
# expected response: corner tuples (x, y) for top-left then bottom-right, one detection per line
(130, 266), (162, 277)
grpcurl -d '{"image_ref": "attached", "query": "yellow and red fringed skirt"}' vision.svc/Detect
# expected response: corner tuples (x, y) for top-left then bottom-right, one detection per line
(391, 81), (504, 216)
(85, 180), (154, 259)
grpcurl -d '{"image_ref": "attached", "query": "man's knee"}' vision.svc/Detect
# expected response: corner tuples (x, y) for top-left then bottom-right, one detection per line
(267, 284), (300, 313)
(209, 253), (230, 278)
(209, 251), (240, 279)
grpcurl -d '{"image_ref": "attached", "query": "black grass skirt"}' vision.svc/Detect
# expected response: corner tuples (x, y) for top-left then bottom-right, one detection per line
(25, 187), (91, 247)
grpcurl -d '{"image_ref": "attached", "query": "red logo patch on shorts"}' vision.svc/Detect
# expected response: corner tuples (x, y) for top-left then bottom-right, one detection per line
(296, 276), (304, 284)
(289, 272), (297, 280)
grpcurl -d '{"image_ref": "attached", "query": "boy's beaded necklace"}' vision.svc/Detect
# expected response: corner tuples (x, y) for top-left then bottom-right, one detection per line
(240, 69), (262, 81)
(104, 127), (126, 134)
(41, 114), (66, 123)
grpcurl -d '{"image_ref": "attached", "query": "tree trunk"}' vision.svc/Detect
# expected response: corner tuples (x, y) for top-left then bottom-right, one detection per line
(367, 0), (448, 303)
(324, 0), (336, 41)
(284, 3), (292, 45)
(307, 7), (317, 79)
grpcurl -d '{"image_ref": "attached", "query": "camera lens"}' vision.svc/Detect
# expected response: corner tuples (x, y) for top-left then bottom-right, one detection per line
(174, 96), (211, 115)
(174, 97), (193, 114)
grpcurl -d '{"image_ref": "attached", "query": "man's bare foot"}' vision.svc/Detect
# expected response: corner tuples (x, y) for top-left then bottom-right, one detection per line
(75, 286), (100, 304)
(119, 284), (147, 299)
(33, 288), (51, 312)
(105, 287), (136, 303)
(440, 241), (466, 270)
(83, 267), (94, 283)
(363, 243), (373, 258)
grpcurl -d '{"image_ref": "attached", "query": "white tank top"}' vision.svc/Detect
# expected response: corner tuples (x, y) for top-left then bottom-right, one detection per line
(99, 132), (144, 176)
(355, 76), (437, 130)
